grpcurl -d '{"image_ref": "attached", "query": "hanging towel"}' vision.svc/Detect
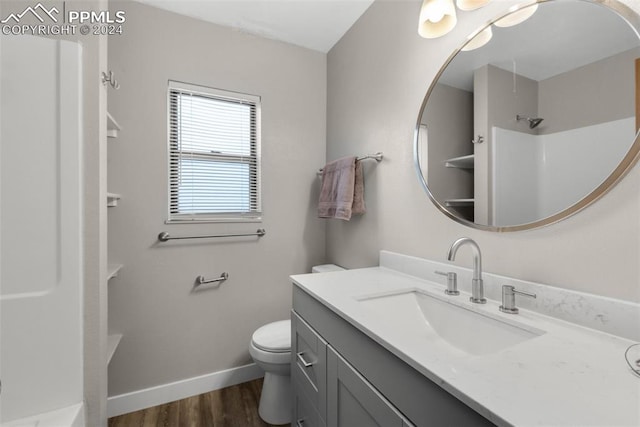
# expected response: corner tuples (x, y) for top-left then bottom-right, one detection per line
(352, 160), (365, 215)
(318, 156), (366, 220)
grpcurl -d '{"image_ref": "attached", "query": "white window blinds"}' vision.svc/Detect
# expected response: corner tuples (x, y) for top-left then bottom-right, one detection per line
(168, 81), (261, 222)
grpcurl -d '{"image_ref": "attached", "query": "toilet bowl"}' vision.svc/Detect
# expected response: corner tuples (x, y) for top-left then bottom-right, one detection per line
(250, 264), (344, 425)
(249, 320), (292, 425)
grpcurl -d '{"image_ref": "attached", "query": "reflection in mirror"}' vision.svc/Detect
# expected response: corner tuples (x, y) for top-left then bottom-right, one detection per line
(416, 0), (640, 231)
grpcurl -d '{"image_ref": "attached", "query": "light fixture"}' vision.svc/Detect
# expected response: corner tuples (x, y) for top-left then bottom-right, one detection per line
(494, 3), (539, 27)
(456, 0), (490, 11)
(418, 0), (457, 39)
(461, 26), (493, 51)
(418, 0), (492, 39)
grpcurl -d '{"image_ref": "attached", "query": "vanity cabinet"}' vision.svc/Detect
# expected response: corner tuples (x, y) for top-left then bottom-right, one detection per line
(292, 311), (411, 427)
(292, 286), (494, 427)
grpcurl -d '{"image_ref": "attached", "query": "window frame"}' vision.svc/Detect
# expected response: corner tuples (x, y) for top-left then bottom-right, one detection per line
(166, 80), (262, 224)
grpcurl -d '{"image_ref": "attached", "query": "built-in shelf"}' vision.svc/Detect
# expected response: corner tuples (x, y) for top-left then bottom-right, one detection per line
(107, 112), (121, 138)
(445, 154), (474, 169)
(444, 198), (474, 207)
(107, 264), (123, 281)
(107, 333), (123, 364)
(107, 192), (121, 207)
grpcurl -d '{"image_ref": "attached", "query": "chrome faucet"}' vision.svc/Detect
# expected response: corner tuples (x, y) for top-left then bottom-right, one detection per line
(447, 237), (486, 304)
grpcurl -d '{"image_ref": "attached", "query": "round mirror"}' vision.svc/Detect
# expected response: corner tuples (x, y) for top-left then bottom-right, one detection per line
(415, 0), (640, 231)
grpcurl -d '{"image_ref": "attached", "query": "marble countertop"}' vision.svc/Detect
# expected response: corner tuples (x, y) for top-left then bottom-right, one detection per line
(291, 256), (640, 426)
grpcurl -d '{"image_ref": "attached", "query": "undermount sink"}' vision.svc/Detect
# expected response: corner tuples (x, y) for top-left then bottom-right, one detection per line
(357, 289), (545, 356)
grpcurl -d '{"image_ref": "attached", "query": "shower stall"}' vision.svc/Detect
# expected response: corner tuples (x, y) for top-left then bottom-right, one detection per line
(1, 35), (85, 425)
(492, 117), (635, 225)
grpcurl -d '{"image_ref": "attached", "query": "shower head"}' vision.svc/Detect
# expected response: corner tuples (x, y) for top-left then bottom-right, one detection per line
(516, 114), (544, 129)
(528, 117), (544, 129)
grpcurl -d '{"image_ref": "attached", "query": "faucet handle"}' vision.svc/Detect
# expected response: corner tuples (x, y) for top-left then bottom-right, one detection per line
(435, 271), (459, 296)
(500, 285), (536, 314)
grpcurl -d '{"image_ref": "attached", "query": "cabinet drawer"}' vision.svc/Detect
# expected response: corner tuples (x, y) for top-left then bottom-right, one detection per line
(293, 375), (326, 427)
(292, 310), (327, 419)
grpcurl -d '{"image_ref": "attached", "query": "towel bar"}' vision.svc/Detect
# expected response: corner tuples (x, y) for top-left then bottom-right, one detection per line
(356, 152), (384, 162)
(196, 272), (229, 286)
(158, 229), (266, 242)
(318, 152), (383, 174)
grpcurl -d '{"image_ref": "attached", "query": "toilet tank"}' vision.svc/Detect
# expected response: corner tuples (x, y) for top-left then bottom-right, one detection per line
(312, 264), (345, 273)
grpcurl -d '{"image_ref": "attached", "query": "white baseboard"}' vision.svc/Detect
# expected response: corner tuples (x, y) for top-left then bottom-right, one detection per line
(107, 363), (264, 418)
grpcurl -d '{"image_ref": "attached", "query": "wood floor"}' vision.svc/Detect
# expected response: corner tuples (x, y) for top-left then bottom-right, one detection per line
(108, 378), (282, 427)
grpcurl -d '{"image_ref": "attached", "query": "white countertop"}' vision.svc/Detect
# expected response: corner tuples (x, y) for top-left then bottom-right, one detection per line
(291, 264), (640, 426)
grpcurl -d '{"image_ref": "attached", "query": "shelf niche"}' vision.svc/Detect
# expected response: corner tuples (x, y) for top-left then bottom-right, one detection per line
(107, 333), (123, 364)
(107, 112), (121, 138)
(445, 154), (474, 169)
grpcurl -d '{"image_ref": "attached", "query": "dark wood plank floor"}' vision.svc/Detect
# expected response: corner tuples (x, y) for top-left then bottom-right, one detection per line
(108, 378), (282, 427)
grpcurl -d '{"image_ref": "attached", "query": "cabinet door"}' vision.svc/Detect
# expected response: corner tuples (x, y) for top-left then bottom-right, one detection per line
(327, 346), (412, 427)
(292, 311), (328, 422)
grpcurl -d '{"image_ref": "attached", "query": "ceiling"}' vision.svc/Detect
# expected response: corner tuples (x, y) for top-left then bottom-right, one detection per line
(439, 1), (640, 91)
(133, 0), (374, 53)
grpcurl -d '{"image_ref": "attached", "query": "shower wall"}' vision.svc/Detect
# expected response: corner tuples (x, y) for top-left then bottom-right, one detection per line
(491, 128), (540, 225)
(539, 117), (635, 216)
(493, 117), (634, 225)
(0, 35), (83, 422)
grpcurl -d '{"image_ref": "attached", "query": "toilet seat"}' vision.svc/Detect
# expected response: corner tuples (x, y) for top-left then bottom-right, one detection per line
(251, 319), (291, 353)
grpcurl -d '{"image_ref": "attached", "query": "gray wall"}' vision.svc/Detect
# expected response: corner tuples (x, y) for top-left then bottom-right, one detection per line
(326, 0), (640, 303)
(107, 1), (326, 396)
(539, 47), (640, 134)
(422, 83), (473, 203)
(485, 64), (539, 134)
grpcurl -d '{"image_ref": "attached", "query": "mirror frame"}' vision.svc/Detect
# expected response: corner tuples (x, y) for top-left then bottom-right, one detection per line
(414, 0), (640, 232)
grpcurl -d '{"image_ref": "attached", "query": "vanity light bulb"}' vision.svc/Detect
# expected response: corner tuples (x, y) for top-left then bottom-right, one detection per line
(429, 9), (446, 23)
(494, 3), (539, 27)
(418, 0), (457, 38)
(461, 26), (493, 51)
(456, 0), (491, 11)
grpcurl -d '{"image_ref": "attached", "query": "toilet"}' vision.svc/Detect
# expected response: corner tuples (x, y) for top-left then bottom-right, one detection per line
(249, 264), (345, 425)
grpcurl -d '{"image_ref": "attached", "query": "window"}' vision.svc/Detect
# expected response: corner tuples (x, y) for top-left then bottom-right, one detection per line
(168, 81), (261, 222)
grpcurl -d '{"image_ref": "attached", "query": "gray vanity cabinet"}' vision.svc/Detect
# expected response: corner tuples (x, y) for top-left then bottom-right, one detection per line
(292, 286), (495, 427)
(292, 311), (410, 427)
